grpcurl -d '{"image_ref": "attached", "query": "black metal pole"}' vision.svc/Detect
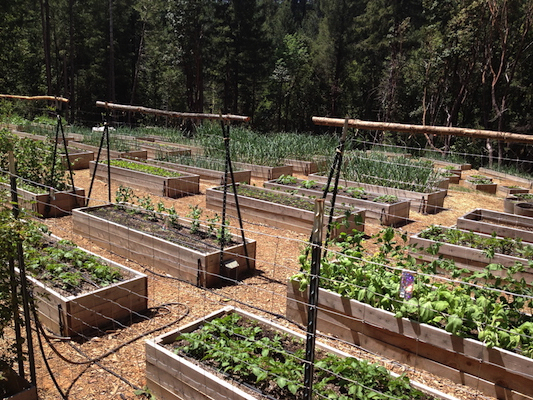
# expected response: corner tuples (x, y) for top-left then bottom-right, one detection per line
(105, 122), (111, 203)
(323, 117), (349, 245)
(303, 198), (324, 400)
(8, 151), (37, 386)
(86, 124), (109, 206)
(219, 121), (250, 272)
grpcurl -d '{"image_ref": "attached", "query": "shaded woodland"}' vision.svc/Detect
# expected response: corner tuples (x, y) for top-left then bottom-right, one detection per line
(2, 0), (533, 147)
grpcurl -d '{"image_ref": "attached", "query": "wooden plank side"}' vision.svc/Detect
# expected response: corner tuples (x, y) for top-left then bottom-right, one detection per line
(287, 281), (533, 399)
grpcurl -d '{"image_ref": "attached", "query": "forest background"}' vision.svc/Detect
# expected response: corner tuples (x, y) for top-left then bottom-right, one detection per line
(2, 0), (533, 159)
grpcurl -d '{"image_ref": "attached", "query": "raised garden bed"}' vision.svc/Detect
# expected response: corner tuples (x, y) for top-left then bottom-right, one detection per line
(456, 208), (533, 243)
(89, 159), (200, 198)
(60, 149), (94, 170)
(146, 306), (458, 400)
(206, 184), (365, 238)
(286, 279), (533, 400)
(263, 178), (410, 226)
(24, 234), (148, 337)
(146, 158), (252, 184)
(309, 173), (447, 214)
(499, 185), (529, 195)
(465, 176), (497, 194)
(0, 182), (85, 218)
(69, 141), (148, 160)
(283, 158), (327, 175)
(138, 142), (191, 159)
(0, 365), (37, 400)
(409, 225), (533, 283)
(479, 167), (533, 189)
(503, 193), (533, 214)
(422, 158), (472, 171)
(13, 129), (75, 145)
(71, 204), (256, 287)
(232, 161), (293, 180)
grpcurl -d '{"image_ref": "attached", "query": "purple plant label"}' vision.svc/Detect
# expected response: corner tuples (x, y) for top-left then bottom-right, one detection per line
(400, 271), (414, 300)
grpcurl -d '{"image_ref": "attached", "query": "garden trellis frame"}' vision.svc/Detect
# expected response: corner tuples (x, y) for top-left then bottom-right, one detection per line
(312, 116), (533, 144)
(0, 94), (78, 216)
(95, 101), (252, 277)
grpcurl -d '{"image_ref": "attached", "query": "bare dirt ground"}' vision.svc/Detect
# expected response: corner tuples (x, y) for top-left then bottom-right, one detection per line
(13, 167), (514, 400)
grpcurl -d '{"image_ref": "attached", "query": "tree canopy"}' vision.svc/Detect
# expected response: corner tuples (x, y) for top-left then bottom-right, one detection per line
(2, 0), (533, 137)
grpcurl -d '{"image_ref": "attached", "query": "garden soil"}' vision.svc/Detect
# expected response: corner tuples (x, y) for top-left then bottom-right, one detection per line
(12, 167), (512, 400)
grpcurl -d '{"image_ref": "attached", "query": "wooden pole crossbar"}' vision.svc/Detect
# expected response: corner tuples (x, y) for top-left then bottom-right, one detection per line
(0, 94), (69, 103)
(312, 116), (533, 144)
(95, 101), (250, 122)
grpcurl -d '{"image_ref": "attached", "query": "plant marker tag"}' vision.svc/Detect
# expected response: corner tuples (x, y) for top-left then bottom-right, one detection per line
(400, 271), (414, 300)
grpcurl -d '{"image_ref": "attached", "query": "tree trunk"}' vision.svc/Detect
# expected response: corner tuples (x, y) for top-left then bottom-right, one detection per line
(108, 0), (116, 104)
(40, 0), (52, 96)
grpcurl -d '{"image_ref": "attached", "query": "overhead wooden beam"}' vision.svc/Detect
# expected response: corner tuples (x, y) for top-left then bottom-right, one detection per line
(96, 101), (250, 122)
(0, 94), (69, 103)
(312, 116), (533, 144)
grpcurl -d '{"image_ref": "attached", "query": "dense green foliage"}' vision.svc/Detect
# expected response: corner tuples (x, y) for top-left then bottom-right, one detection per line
(294, 228), (533, 357)
(2, 0), (533, 137)
(0, 128), (69, 192)
(175, 312), (431, 399)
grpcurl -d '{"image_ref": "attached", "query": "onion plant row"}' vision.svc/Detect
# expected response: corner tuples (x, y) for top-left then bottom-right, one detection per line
(341, 151), (442, 193)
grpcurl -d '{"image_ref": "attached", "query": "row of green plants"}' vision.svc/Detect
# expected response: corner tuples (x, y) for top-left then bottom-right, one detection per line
(79, 128), (141, 153)
(196, 122), (337, 167)
(418, 225), (533, 259)
(0, 128), (69, 192)
(174, 312), (432, 400)
(275, 175), (400, 204)
(294, 227), (533, 357)
(103, 158), (183, 177)
(22, 223), (123, 295)
(340, 151), (443, 193)
(221, 184), (353, 218)
(114, 186), (232, 247)
(157, 153), (230, 172)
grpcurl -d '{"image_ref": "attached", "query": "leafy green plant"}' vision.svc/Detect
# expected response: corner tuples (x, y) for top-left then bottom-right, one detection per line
(105, 159), (183, 177)
(293, 227), (533, 357)
(174, 312), (430, 399)
(299, 179), (317, 189)
(345, 186), (366, 198)
(187, 205), (203, 234)
(0, 128), (70, 192)
(373, 194), (399, 204)
(276, 174), (298, 185)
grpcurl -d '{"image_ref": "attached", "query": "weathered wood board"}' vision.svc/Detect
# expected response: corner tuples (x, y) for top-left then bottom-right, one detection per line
(72, 205), (256, 288)
(286, 280), (533, 400)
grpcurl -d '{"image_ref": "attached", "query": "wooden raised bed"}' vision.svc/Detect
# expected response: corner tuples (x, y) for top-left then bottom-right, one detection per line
(283, 158), (328, 175)
(309, 173), (447, 214)
(206, 185), (365, 238)
(0, 367), (37, 400)
(263, 179), (410, 227)
(465, 179), (497, 194)
(499, 185), (529, 195)
(146, 159), (252, 184)
(479, 167), (533, 189)
(286, 279), (533, 400)
(60, 149), (94, 170)
(12, 129), (75, 145)
(26, 239), (148, 337)
(146, 305), (459, 400)
(423, 158), (472, 171)
(89, 159), (200, 198)
(232, 161), (293, 180)
(0, 182), (85, 218)
(409, 227), (533, 283)
(139, 143), (191, 159)
(457, 208), (533, 243)
(72, 204), (256, 288)
(69, 141), (148, 160)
